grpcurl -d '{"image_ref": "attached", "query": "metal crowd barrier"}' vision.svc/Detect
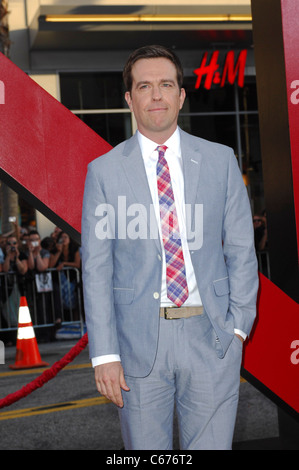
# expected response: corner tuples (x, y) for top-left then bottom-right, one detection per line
(0, 253), (270, 337)
(0, 267), (84, 336)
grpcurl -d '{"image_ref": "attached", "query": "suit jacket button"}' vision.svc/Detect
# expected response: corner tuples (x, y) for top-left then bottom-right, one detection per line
(153, 292), (159, 299)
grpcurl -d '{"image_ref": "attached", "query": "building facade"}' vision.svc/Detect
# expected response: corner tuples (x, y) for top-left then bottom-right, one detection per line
(4, 0), (264, 237)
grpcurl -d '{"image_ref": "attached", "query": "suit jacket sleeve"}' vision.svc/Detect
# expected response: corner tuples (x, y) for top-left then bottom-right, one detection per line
(222, 150), (258, 337)
(81, 162), (120, 360)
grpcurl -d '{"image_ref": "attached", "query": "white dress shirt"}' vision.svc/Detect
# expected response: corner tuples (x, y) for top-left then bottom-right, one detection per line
(139, 128), (203, 308)
(91, 128), (245, 367)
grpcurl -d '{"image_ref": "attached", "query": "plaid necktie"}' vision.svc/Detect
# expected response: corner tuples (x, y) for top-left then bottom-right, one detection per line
(156, 145), (189, 307)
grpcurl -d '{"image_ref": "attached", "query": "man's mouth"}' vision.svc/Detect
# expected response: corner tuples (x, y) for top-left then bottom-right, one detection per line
(148, 107), (167, 112)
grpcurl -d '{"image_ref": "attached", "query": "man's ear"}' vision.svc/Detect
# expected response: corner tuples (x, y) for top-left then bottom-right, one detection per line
(179, 88), (186, 110)
(125, 91), (133, 111)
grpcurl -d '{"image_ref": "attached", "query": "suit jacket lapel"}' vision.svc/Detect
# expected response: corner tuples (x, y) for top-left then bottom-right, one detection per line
(180, 128), (203, 208)
(120, 130), (203, 253)
(121, 134), (162, 253)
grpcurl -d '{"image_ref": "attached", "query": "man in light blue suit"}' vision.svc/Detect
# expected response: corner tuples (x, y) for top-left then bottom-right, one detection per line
(81, 45), (258, 450)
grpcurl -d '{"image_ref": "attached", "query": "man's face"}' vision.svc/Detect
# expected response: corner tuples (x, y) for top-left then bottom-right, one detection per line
(29, 234), (40, 247)
(125, 57), (186, 142)
(7, 237), (17, 251)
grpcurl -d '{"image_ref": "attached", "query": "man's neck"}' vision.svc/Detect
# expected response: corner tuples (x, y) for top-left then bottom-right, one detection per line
(137, 126), (178, 146)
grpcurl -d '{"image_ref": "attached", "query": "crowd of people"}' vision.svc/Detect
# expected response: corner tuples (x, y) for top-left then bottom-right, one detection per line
(0, 224), (81, 273)
(0, 223), (81, 344)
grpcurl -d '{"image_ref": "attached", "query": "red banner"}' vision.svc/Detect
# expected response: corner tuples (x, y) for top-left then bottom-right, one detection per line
(0, 53), (111, 236)
(281, 1), (299, 253)
(243, 274), (299, 413)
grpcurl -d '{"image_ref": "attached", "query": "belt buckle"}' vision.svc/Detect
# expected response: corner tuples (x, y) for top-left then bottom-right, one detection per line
(163, 307), (178, 320)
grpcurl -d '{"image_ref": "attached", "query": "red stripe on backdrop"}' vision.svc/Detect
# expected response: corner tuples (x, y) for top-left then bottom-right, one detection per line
(243, 273), (299, 414)
(0, 52), (112, 235)
(281, 0), (299, 255)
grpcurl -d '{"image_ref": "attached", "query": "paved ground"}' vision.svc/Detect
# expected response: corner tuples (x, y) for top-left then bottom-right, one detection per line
(0, 337), (297, 451)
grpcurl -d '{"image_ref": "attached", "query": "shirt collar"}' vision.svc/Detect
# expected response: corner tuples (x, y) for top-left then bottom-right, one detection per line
(137, 127), (181, 162)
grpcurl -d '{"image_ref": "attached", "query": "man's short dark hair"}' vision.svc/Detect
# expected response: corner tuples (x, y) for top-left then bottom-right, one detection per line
(123, 45), (184, 92)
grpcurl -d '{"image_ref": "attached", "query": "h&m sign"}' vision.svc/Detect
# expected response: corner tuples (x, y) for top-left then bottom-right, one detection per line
(194, 50), (247, 89)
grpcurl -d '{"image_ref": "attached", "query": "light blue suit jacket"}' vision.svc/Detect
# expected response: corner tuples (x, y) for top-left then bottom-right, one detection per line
(81, 128), (258, 377)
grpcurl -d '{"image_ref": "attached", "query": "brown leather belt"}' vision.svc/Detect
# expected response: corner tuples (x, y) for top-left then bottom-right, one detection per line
(160, 306), (204, 320)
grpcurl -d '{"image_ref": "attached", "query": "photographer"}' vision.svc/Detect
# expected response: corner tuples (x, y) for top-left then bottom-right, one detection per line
(27, 230), (50, 272)
(1, 235), (28, 341)
(2, 235), (28, 275)
(253, 211), (268, 252)
(49, 232), (80, 271)
(49, 232), (81, 324)
(25, 231), (52, 341)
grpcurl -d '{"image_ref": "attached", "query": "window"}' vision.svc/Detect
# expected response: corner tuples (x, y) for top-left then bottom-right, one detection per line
(179, 76), (264, 214)
(60, 71), (264, 214)
(60, 72), (133, 147)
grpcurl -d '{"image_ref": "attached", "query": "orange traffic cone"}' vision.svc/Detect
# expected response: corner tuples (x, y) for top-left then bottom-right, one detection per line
(10, 296), (49, 370)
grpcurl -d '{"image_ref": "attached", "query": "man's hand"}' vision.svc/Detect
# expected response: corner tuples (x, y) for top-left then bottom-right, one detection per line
(94, 361), (130, 408)
(235, 333), (244, 344)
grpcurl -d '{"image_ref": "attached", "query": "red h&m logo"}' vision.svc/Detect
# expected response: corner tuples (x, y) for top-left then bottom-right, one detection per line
(194, 50), (247, 90)
(0, 80), (5, 104)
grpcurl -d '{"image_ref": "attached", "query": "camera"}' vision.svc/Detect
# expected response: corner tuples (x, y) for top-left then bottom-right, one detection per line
(8, 216), (16, 223)
(31, 241), (39, 247)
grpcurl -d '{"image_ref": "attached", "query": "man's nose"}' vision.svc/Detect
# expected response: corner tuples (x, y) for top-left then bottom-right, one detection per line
(152, 86), (162, 100)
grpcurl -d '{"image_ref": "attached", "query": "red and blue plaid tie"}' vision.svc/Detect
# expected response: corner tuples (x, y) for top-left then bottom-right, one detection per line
(156, 145), (189, 307)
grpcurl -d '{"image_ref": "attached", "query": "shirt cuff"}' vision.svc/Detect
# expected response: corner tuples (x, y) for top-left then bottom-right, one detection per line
(91, 354), (121, 368)
(234, 328), (247, 341)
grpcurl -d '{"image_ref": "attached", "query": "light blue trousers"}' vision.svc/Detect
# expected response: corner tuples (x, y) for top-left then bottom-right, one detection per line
(118, 313), (242, 450)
